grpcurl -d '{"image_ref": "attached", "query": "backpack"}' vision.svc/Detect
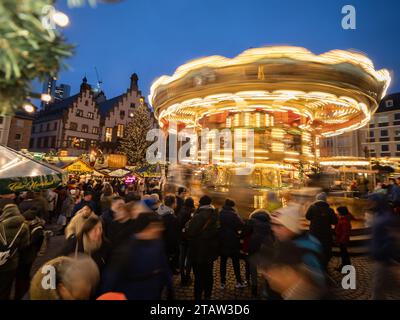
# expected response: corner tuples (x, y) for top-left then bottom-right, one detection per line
(0, 222), (25, 267)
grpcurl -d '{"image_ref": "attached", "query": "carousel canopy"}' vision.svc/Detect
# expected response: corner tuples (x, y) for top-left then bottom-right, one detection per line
(0, 145), (67, 195)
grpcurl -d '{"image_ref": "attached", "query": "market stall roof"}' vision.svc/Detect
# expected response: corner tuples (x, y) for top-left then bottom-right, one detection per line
(108, 168), (131, 177)
(0, 145), (67, 194)
(62, 159), (107, 176)
(134, 164), (161, 177)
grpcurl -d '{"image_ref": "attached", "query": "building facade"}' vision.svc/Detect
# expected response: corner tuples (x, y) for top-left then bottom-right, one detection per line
(360, 92), (400, 158)
(30, 74), (154, 156)
(31, 77), (101, 156)
(0, 110), (34, 150)
(320, 131), (362, 157)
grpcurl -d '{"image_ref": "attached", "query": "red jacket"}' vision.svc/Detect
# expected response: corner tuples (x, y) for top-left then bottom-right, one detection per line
(335, 215), (352, 245)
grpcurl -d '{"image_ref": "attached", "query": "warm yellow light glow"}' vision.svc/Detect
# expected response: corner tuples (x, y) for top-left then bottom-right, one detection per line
(23, 103), (34, 113)
(52, 11), (69, 27)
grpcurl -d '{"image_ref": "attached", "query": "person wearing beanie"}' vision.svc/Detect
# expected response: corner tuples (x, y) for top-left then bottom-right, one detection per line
(218, 199), (246, 289)
(186, 195), (219, 300)
(335, 206), (353, 271)
(177, 197), (195, 285)
(305, 192), (338, 269)
(271, 203), (326, 290)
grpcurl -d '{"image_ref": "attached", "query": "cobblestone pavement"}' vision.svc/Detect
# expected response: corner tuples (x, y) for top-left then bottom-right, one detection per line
(31, 234), (400, 300)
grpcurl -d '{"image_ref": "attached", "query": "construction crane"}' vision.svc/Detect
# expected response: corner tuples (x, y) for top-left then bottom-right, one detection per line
(94, 66), (103, 91)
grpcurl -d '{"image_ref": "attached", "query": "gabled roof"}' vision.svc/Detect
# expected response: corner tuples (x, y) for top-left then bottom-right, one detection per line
(35, 94), (79, 122)
(98, 94), (124, 117)
(377, 92), (400, 113)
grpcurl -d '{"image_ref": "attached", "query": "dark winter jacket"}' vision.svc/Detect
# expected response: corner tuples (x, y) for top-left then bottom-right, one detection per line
(246, 212), (274, 255)
(0, 204), (30, 272)
(100, 236), (173, 300)
(218, 206), (244, 256)
(186, 205), (219, 263)
(306, 201), (338, 246)
(177, 205), (194, 242)
(175, 196), (185, 215)
(71, 199), (98, 216)
(20, 209), (45, 265)
(107, 219), (137, 248)
(157, 204), (180, 254)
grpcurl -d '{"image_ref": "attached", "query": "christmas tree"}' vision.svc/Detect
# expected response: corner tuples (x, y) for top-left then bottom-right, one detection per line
(0, 0), (74, 115)
(119, 103), (153, 165)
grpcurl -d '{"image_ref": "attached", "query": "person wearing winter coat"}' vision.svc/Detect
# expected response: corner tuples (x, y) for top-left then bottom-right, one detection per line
(100, 212), (173, 300)
(177, 197), (195, 285)
(0, 203), (30, 300)
(186, 195), (219, 300)
(305, 192), (338, 268)
(175, 187), (187, 215)
(335, 206), (352, 271)
(65, 204), (96, 239)
(157, 195), (180, 273)
(14, 207), (45, 300)
(245, 209), (275, 297)
(218, 199), (246, 289)
(60, 215), (110, 274)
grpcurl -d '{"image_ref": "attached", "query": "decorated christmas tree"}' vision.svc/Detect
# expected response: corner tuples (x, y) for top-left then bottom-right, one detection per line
(119, 103), (153, 165)
(0, 0), (74, 115)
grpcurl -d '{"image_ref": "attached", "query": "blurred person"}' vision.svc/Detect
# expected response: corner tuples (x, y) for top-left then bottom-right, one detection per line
(56, 189), (75, 235)
(387, 178), (400, 207)
(30, 255), (99, 300)
(125, 191), (141, 203)
(0, 203), (30, 300)
(271, 203), (326, 289)
(71, 191), (97, 216)
(186, 195), (219, 300)
(18, 191), (36, 214)
(305, 192), (338, 269)
(0, 194), (16, 215)
(177, 197), (195, 286)
(157, 195), (180, 274)
(35, 191), (50, 223)
(255, 241), (327, 300)
(60, 216), (110, 273)
(368, 193), (400, 299)
(44, 189), (58, 223)
(218, 199), (246, 289)
(175, 187), (187, 214)
(245, 209), (275, 297)
(334, 206), (353, 271)
(65, 204), (96, 239)
(150, 193), (161, 211)
(14, 207), (45, 300)
(100, 212), (173, 300)
(100, 183), (117, 215)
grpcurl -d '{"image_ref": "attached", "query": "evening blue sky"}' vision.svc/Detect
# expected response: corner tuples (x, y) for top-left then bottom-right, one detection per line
(39, 0), (400, 103)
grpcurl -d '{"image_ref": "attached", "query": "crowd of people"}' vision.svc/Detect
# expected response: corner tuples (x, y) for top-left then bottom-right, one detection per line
(0, 177), (399, 300)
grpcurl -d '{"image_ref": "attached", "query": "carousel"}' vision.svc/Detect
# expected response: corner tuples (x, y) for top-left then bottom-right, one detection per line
(150, 46), (390, 210)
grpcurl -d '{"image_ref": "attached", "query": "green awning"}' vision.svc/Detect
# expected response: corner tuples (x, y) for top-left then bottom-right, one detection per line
(0, 145), (67, 194)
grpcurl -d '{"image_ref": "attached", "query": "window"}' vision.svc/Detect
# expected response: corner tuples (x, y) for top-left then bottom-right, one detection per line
(381, 129), (388, 137)
(79, 138), (87, 149)
(105, 127), (112, 142)
(50, 136), (56, 148)
(15, 133), (22, 141)
(16, 120), (24, 128)
(397, 145), (400, 152)
(378, 115), (389, 123)
(91, 140), (97, 147)
(40, 124), (43, 132)
(37, 137), (43, 148)
(130, 103), (136, 108)
(381, 145), (389, 152)
(386, 100), (394, 108)
(120, 110), (125, 119)
(29, 138), (34, 149)
(92, 127), (99, 134)
(84, 100), (89, 106)
(81, 124), (88, 133)
(66, 136), (73, 147)
(43, 136), (49, 148)
(117, 124), (124, 138)
(0, 117), (3, 125)
(46, 123), (50, 131)
(369, 131), (374, 137)
(87, 112), (94, 119)
(76, 109), (83, 117)
(395, 114), (400, 120)
(32, 125), (36, 133)
(69, 122), (77, 130)
(54, 122), (57, 131)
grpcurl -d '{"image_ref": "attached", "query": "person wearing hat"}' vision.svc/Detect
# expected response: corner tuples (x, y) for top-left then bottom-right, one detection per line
(218, 199), (246, 289)
(305, 192), (338, 269)
(177, 197), (196, 285)
(186, 195), (219, 300)
(71, 190), (98, 217)
(270, 203), (325, 289)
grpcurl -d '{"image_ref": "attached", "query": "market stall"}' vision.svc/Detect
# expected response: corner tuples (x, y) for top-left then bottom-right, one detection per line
(0, 145), (67, 194)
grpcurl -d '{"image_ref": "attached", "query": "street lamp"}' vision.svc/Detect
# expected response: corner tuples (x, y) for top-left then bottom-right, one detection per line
(41, 93), (52, 103)
(23, 102), (35, 113)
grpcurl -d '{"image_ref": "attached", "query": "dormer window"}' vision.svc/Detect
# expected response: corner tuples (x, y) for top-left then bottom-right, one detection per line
(386, 99), (394, 108)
